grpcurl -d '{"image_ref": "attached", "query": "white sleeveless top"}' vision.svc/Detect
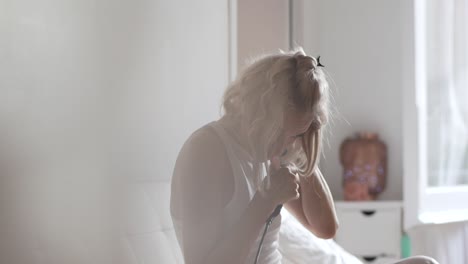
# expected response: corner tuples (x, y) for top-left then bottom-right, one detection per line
(210, 121), (282, 264)
(172, 120), (282, 264)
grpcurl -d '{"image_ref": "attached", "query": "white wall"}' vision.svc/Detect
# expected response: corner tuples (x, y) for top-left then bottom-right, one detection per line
(1, 1), (112, 263)
(107, 0), (229, 182)
(0, 0), (228, 263)
(237, 0), (289, 71)
(297, 0), (408, 200)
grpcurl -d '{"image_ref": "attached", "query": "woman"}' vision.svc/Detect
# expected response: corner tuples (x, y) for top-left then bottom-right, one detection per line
(170, 49), (437, 264)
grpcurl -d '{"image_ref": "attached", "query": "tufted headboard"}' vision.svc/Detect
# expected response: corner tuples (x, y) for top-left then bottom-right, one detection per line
(122, 179), (183, 263)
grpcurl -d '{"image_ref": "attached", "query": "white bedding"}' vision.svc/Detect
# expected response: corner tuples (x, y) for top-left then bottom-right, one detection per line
(279, 209), (363, 264)
(149, 180), (361, 264)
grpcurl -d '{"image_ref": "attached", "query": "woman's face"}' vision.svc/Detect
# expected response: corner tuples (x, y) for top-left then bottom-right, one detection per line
(268, 110), (314, 160)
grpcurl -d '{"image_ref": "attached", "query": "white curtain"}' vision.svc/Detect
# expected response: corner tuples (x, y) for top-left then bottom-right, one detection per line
(412, 1), (468, 263)
(426, 0), (468, 186)
(409, 221), (468, 263)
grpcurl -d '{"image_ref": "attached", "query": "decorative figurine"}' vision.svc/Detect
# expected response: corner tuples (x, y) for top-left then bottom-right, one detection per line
(339, 132), (387, 201)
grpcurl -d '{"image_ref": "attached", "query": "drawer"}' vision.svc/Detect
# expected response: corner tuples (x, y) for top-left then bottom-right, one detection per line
(334, 207), (401, 257)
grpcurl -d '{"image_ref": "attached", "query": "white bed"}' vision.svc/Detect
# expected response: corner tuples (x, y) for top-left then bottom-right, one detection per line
(279, 209), (362, 264)
(2, 179), (360, 263)
(146, 180), (362, 264)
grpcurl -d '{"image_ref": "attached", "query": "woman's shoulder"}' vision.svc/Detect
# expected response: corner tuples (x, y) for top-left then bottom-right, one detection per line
(183, 122), (225, 156)
(172, 121), (234, 204)
(174, 121), (231, 180)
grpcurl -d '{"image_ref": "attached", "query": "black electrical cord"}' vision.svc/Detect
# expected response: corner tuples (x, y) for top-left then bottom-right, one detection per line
(253, 205), (283, 264)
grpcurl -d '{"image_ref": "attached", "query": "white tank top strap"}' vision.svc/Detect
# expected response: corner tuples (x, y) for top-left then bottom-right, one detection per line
(208, 121), (251, 220)
(208, 121), (243, 174)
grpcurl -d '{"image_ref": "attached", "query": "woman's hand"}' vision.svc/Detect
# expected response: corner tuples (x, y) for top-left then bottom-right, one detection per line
(262, 156), (300, 206)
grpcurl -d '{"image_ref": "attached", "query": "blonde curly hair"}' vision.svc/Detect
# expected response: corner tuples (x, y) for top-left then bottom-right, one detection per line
(222, 48), (329, 185)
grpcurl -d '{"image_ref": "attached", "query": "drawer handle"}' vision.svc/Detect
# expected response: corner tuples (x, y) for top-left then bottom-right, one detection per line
(362, 256), (377, 262)
(361, 210), (376, 216)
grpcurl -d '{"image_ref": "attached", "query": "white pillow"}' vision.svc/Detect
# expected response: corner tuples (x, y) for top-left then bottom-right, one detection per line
(279, 210), (362, 264)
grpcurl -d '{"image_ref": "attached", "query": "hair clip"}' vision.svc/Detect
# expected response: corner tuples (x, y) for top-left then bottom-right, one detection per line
(317, 56), (325, 67)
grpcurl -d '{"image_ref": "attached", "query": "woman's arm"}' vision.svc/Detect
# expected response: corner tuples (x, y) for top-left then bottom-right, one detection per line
(284, 168), (339, 239)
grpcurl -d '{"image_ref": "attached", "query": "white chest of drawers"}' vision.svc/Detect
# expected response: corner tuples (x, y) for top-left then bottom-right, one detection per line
(334, 201), (403, 263)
